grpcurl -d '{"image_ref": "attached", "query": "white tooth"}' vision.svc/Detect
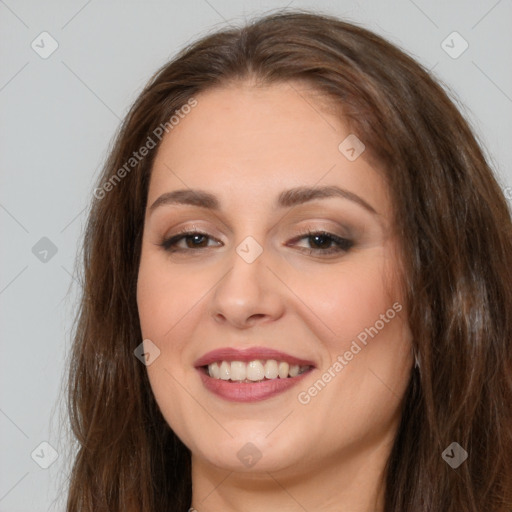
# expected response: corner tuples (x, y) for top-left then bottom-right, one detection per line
(289, 364), (300, 377)
(264, 359), (279, 379)
(247, 360), (265, 381)
(219, 361), (231, 380)
(278, 361), (289, 378)
(209, 362), (220, 379)
(230, 361), (247, 381)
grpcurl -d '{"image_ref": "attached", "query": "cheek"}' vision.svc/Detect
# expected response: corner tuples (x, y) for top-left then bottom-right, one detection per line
(299, 256), (411, 415)
(300, 255), (397, 351)
(136, 251), (202, 341)
(290, 260), (410, 449)
(136, 255), (201, 441)
(136, 249), (216, 396)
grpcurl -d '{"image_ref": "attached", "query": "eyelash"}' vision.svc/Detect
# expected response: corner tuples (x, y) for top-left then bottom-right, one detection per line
(158, 227), (354, 256)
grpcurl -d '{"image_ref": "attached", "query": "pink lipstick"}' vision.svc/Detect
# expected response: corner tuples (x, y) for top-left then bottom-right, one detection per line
(194, 346), (315, 402)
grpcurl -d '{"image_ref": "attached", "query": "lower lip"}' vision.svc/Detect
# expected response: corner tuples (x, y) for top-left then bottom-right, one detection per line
(197, 368), (313, 402)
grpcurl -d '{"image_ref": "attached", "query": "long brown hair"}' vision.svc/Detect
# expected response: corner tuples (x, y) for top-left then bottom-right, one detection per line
(64, 9), (512, 511)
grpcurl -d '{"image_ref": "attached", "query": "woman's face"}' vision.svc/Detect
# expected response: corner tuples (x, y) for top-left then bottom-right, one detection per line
(137, 80), (413, 477)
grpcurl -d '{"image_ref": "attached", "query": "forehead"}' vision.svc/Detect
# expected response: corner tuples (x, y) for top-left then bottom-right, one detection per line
(148, 81), (391, 219)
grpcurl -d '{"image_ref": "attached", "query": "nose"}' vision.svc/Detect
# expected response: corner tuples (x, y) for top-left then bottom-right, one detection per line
(209, 244), (285, 329)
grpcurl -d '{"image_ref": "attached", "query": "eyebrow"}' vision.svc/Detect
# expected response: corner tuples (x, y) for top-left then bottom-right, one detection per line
(148, 185), (378, 215)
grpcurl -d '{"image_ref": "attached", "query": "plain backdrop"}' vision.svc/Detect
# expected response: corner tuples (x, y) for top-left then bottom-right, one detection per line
(1, 1), (511, 510)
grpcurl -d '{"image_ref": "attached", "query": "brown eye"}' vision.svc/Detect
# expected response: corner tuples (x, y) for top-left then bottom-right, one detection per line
(160, 231), (220, 252)
(289, 231), (354, 255)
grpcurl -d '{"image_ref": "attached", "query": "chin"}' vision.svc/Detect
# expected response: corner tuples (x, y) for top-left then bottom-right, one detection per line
(190, 430), (306, 474)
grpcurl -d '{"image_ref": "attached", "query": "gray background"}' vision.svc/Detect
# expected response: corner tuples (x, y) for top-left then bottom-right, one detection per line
(1, 0), (511, 510)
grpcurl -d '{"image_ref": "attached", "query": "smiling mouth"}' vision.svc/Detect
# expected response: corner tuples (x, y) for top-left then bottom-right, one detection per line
(202, 359), (313, 383)
(194, 347), (316, 401)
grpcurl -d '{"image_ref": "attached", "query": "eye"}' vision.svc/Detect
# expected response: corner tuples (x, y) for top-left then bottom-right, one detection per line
(158, 229), (354, 256)
(288, 230), (354, 255)
(158, 229), (220, 252)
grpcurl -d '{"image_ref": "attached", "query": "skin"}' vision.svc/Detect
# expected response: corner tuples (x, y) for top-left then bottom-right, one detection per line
(136, 79), (414, 512)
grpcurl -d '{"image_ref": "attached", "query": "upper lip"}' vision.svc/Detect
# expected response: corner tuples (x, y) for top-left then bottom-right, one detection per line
(194, 346), (316, 368)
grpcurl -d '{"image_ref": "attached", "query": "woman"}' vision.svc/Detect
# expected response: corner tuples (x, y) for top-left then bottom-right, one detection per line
(65, 9), (512, 512)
